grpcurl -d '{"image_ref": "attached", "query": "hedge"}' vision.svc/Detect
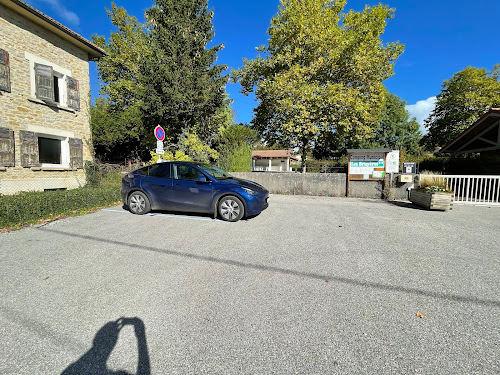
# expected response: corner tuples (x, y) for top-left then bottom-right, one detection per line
(0, 184), (122, 229)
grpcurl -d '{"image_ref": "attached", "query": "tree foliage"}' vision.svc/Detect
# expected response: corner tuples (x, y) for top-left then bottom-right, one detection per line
(372, 93), (422, 152)
(422, 65), (500, 150)
(313, 93), (422, 158)
(91, 1), (228, 162)
(91, 3), (148, 160)
(233, 0), (404, 170)
(90, 98), (144, 161)
(217, 124), (259, 172)
(141, 0), (228, 147)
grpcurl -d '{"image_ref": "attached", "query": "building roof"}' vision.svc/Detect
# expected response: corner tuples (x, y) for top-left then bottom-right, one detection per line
(440, 108), (500, 153)
(252, 150), (298, 160)
(1, 0), (107, 60)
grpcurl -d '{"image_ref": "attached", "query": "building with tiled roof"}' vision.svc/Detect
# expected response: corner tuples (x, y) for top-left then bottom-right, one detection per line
(251, 150), (298, 172)
(0, 0), (106, 193)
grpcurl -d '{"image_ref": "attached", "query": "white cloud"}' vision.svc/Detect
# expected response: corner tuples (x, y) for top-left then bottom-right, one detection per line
(25, 0), (80, 27)
(406, 96), (437, 133)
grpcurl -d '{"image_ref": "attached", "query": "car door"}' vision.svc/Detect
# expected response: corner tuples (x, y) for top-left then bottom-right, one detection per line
(139, 163), (174, 209)
(170, 163), (214, 212)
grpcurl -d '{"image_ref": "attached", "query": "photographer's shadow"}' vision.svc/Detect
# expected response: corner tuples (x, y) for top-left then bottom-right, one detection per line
(61, 317), (150, 375)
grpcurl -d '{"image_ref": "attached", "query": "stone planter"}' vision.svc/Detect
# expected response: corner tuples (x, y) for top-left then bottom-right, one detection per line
(409, 189), (454, 211)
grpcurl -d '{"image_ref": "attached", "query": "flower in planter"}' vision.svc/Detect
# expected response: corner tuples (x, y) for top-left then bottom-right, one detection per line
(418, 185), (454, 194)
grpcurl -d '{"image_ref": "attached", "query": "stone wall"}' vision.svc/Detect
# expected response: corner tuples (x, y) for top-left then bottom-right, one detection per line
(232, 172), (413, 200)
(0, 3), (92, 193)
(232, 172), (347, 197)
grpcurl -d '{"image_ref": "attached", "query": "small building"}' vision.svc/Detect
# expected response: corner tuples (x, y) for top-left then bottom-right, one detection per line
(440, 108), (500, 174)
(252, 150), (298, 172)
(0, 0), (106, 194)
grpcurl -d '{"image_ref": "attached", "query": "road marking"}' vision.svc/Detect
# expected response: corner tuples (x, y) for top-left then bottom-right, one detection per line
(102, 209), (227, 223)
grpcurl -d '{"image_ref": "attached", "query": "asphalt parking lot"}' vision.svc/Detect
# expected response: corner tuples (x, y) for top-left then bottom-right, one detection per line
(0, 195), (499, 374)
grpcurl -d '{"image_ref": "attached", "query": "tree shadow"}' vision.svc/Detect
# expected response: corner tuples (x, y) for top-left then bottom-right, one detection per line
(61, 317), (150, 375)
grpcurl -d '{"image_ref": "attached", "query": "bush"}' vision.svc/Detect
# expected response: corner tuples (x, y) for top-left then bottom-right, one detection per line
(0, 161), (126, 230)
(0, 185), (122, 229)
(84, 160), (123, 187)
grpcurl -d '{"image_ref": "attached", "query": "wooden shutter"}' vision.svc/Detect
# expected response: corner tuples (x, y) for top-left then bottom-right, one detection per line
(66, 77), (80, 111)
(0, 128), (15, 167)
(20, 131), (40, 167)
(35, 63), (55, 102)
(69, 138), (83, 169)
(0, 49), (11, 93)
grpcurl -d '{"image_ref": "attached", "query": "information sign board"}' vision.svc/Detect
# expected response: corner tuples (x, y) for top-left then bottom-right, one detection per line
(156, 140), (164, 155)
(386, 150), (400, 173)
(402, 162), (417, 174)
(349, 154), (385, 175)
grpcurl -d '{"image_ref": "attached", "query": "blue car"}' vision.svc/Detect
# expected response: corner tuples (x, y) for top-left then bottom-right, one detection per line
(121, 162), (269, 222)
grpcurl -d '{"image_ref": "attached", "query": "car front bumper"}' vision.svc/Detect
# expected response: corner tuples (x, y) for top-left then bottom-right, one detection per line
(245, 192), (269, 216)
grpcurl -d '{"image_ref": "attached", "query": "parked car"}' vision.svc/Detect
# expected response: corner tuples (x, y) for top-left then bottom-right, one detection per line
(121, 162), (269, 222)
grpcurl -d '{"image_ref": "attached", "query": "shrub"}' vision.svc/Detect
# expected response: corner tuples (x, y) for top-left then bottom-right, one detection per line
(84, 160), (123, 187)
(0, 185), (121, 229)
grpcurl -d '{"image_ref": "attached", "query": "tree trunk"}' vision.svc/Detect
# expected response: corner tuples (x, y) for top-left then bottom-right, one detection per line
(301, 141), (308, 173)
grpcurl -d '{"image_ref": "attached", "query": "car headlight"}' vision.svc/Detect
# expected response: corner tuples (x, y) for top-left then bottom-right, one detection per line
(241, 187), (257, 195)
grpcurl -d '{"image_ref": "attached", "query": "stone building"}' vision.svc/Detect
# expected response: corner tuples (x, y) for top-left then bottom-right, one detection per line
(0, 0), (106, 194)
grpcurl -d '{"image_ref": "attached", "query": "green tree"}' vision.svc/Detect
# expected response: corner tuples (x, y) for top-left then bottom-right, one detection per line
(141, 0), (228, 147)
(217, 124), (259, 172)
(372, 93), (422, 152)
(313, 93), (422, 158)
(422, 65), (500, 150)
(91, 3), (149, 160)
(233, 0), (403, 171)
(90, 98), (144, 161)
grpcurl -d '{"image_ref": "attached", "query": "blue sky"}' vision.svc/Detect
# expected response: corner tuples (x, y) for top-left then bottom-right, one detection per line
(24, 0), (500, 131)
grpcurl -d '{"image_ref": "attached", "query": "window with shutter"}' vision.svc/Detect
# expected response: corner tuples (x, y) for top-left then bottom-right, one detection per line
(67, 77), (80, 111)
(0, 128), (15, 167)
(35, 63), (55, 102)
(20, 131), (40, 167)
(69, 138), (83, 169)
(0, 49), (11, 93)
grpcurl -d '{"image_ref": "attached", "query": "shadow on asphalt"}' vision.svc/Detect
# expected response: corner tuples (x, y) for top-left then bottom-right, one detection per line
(37, 228), (500, 309)
(122, 205), (261, 221)
(61, 317), (150, 375)
(387, 201), (430, 211)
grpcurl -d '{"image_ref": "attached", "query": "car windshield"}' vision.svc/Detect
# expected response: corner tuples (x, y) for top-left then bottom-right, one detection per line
(198, 165), (233, 180)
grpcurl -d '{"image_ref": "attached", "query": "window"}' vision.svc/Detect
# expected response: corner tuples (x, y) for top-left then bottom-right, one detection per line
(149, 164), (171, 178)
(26, 52), (80, 110)
(0, 48), (11, 93)
(173, 164), (203, 181)
(36, 134), (69, 167)
(38, 137), (61, 164)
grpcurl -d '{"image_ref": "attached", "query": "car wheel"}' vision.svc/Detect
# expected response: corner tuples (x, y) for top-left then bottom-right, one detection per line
(128, 191), (151, 215)
(218, 195), (244, 222)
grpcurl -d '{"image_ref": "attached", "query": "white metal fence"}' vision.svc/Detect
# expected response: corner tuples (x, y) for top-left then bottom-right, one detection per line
(419, 174), (500, 205)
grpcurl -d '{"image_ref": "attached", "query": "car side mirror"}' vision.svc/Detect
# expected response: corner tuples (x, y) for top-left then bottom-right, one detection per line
(198, 176), (209, 183)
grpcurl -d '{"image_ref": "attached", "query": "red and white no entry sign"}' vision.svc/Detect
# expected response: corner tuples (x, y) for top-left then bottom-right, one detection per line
(154, 125), (165, 141)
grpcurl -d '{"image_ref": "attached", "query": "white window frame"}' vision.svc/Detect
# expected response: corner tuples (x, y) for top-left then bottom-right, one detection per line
(25, 52), (72, 108)
(37, 133), (70, 168)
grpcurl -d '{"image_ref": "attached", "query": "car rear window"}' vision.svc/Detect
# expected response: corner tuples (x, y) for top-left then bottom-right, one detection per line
(136, 166), (150, 176)
(149, 164), (171, 178)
